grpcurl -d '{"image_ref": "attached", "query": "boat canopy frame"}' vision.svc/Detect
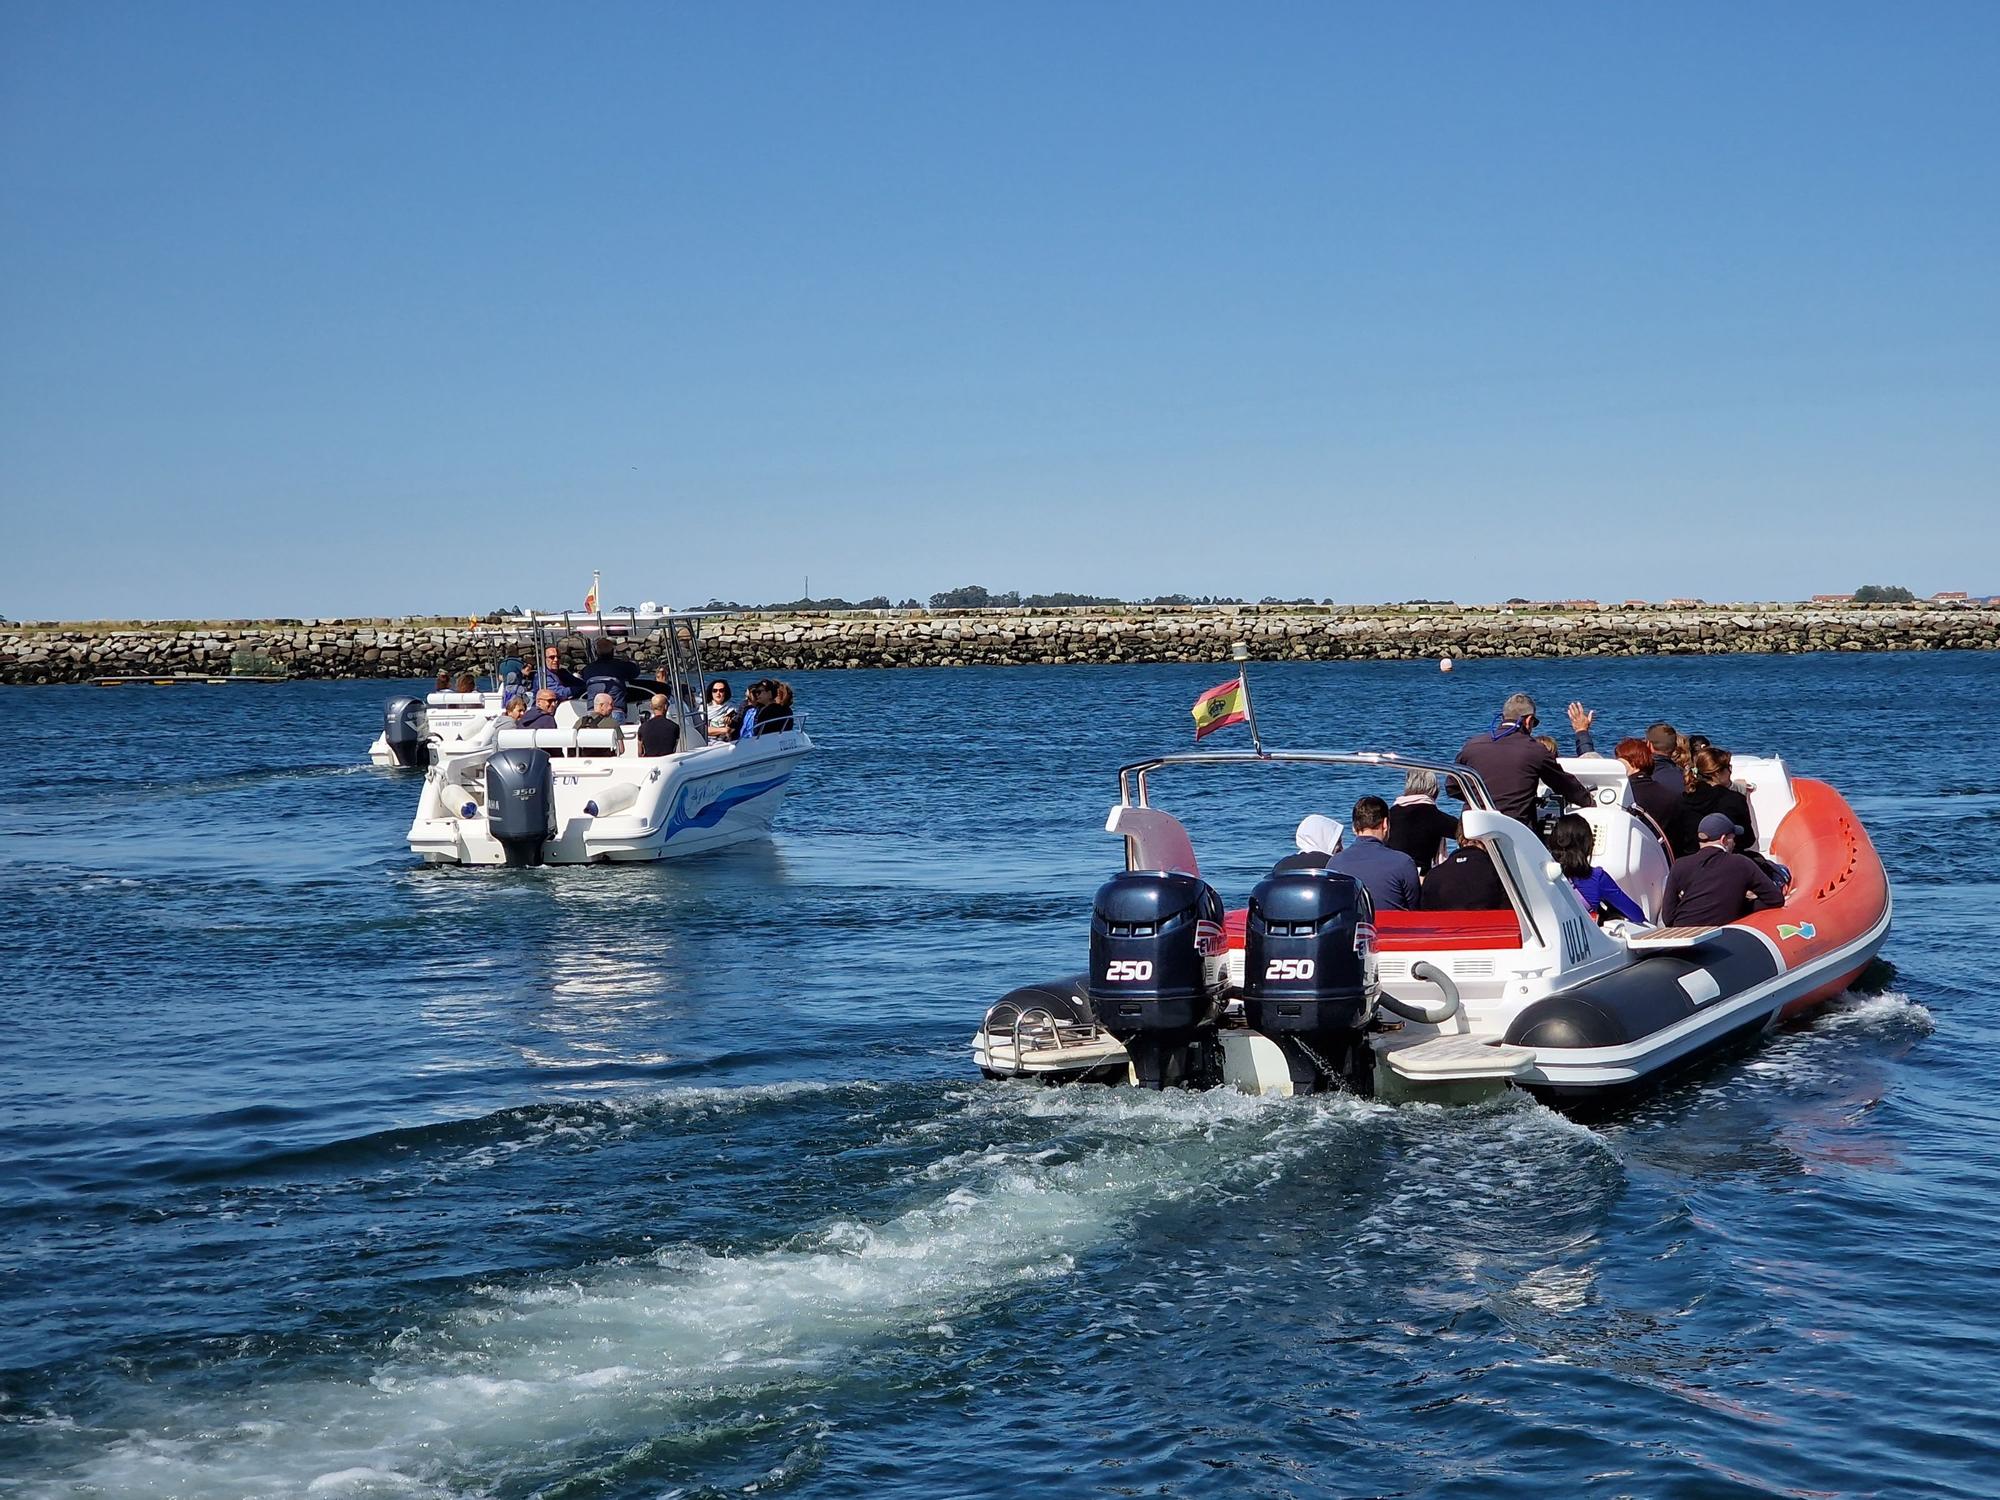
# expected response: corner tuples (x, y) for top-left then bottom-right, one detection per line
(1118, 749), (1495, 813)
(507, 607), (740, 721)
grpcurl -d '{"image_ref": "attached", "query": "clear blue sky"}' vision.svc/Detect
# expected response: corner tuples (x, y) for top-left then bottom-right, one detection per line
(2, 2), (1995, 619)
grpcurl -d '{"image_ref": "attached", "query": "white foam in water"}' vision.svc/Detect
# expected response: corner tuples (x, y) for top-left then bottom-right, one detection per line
(50, 1084), (1333, 1499)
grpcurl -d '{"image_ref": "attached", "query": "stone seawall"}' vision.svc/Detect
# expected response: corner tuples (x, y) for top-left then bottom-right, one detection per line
(2, 605), (1996, 684)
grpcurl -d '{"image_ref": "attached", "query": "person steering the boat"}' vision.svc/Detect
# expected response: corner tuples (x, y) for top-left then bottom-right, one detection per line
(577, 636), (642, 713)
(1456, 692), (1592, 825)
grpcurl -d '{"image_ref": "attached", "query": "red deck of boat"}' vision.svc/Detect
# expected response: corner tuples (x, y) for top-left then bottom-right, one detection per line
(1224, 906), (1522, 952)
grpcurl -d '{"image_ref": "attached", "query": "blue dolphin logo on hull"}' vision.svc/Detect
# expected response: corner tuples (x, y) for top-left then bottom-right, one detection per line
(662, 772), (794, 842)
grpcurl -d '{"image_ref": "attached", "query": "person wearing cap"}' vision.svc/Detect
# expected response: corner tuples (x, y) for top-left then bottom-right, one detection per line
(1661, 813), (1783, 927)
(1456, 692), (1593, 826)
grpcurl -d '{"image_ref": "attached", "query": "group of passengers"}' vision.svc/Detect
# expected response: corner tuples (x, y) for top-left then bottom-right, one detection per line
(464, 638), (798, 760)
(1277, 691), (1785, 930)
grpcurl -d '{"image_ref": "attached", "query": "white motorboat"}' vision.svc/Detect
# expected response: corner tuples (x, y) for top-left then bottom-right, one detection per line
(973, 745), (1890, 1109)
(369, 687), (507, 768)
(404, 609), (813, 865)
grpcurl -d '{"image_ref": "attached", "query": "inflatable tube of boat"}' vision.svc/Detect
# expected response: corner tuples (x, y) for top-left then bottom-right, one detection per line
(1504, 776), (1890, 1052)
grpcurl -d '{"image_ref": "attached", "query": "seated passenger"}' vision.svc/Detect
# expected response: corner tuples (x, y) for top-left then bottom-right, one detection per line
(1420, 842), (1511, 911)
(433, 671), (451, 693)
(1549, 813), (1645, 923)
(537, 644), (576, 701)
(1662, 814), (1783, 926)
(637, 694), (681, 757)
(704, 679), (737, 741)
(453, 671), (479, 695)
(1645, 722), (1687, 797)
(1272, 813), (1344, 874)
(1616, 736), (1682, 835)
(756, 680), (797, 734)
(1325, 797), (1421, 912)
(575, 692), (624, 756)
(1672, 746), (1758, 857)
(734, 680), (772, 739)
(521, 688), (559, 730)
(503, 695), (529, 727)
(1384, 769), (1459, 876)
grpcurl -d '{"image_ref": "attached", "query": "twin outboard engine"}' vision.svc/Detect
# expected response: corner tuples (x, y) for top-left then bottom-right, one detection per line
(382, 697), (428, 768)
(484, 747), (555, 866)
(1087, 871), (1228, 1089)
(1241, 870), (1379, 1094)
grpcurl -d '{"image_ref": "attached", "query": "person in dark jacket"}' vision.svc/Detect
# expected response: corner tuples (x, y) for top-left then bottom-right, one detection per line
(521, 687), (560, 730)
(637, 694), (681, 756)
(1644, 723), (1686, 797)
(1456, 693), (1592, 825)
(1615, 736), (1682, 835)
(755, 680), (796, 735)
(1272, 814), (1344, 874)
(1662, 813), (1783, 926)
(575, 636), (643, 712)
(1385, 769), (1459, 875)
(1420, 842), (1512, 911)
(1672, 746), (1758, 857)
(1325, 797), (1422, 912)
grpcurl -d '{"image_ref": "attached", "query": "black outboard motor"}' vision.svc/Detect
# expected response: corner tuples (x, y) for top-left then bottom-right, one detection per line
(484, 747), (554, 866)
(1242, 870), (1379, 1095)
(382, 697), (428, 768)
(1088, 870), (1228, 1089)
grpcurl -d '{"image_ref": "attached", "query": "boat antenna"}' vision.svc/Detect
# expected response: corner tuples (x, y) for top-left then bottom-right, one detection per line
(1230, 639), (1266, 757)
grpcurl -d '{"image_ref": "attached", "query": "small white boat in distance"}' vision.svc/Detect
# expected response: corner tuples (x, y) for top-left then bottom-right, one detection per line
(405, 608), (813, 865)
(369, 688), (505, 768)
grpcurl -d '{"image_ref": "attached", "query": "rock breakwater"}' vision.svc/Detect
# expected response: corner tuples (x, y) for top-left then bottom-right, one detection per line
(3, 605), (1995, 685)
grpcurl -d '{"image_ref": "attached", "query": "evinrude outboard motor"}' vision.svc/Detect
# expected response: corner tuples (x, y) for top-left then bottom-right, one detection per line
(484, 747), (554, 866)
(1242, 870), (1379, 1095)
(382, 697), (428, 768)
(1087, 870), (1228, 1089)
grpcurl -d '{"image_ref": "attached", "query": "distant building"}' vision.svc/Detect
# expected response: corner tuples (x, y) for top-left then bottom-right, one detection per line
(1661, 597), (1705, 608)
(1810, 593), (1855, 604)
(1560, 599), (1601, 610)
(1932, 591), (1970, 603)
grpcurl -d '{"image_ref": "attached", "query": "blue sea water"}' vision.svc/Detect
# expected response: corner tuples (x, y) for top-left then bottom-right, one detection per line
(0, 653), (1993, 1500)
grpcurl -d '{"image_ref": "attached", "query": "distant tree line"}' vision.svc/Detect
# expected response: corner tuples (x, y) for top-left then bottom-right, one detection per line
(1851, 584), (1916, 603)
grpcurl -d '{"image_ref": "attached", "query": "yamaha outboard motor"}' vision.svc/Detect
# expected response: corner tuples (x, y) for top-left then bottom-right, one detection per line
(382, 697), (428, 768)
(1242, 870), (1379, 1095)
(1087, 870), (1228, 1089)
(484, 747), (554, 866)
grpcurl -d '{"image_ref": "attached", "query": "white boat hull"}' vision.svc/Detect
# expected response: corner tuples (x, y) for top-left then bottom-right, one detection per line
(408, 730), (813, 865)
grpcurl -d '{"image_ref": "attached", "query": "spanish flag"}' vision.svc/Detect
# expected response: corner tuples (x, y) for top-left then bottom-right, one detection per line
(1192, 678), (1248, 740)
(584, 571), (600, 613)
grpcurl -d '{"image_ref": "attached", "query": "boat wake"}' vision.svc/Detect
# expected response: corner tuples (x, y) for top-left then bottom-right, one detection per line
(26, 1082), (1587, 1499)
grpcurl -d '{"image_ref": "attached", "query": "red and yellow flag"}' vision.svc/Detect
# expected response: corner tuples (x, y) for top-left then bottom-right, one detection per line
(584, 572), (600, 613)
(1191, 678), (1248, 740)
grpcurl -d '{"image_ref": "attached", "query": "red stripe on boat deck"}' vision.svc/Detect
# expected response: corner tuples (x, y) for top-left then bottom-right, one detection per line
(1224, 906), (1523, 951)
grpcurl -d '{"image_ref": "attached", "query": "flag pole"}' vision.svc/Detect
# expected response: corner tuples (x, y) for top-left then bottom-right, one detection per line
(1230, 640), (1265, 757)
